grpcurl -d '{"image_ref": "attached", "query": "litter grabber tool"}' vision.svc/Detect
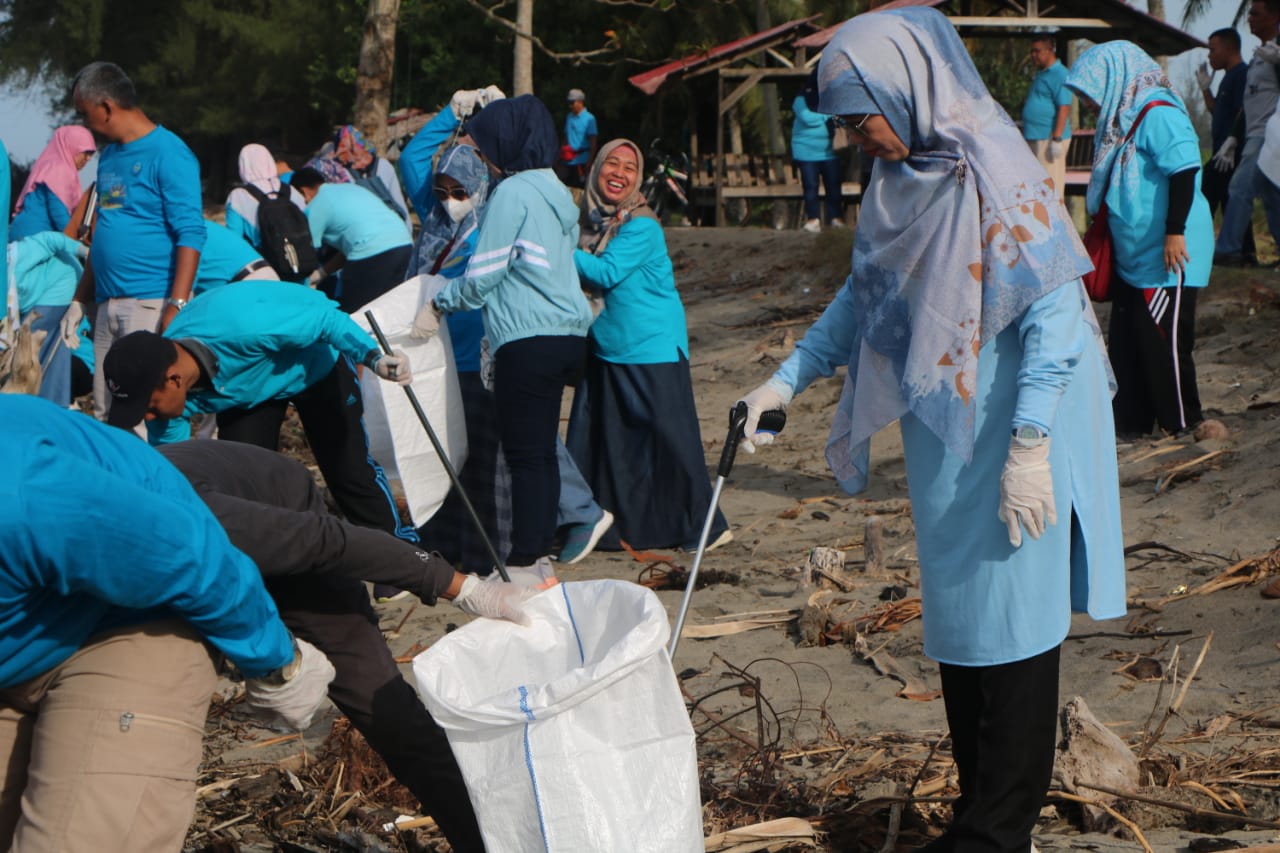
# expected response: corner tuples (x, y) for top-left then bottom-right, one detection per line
(669, 401), (785, 658)
(365, 311), (510, 583)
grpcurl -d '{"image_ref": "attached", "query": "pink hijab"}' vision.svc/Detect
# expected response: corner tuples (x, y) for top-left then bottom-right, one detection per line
(238, 143), (281, 193)
(14, 125), (95, 215)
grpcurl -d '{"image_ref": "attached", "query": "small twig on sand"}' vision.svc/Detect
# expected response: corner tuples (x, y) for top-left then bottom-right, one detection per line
(878, 802), (903, 853)
(1074, 780), (1280, 830)
(1049, 791), (1153, 853)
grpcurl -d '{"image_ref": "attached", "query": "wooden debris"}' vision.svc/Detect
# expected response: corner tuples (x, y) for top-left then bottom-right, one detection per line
(681, 613), (796, 639)
(1137, 547), (1280, 609)
(855, 638), (941, 702)
(804, 546), (852, 590)
(1155, 449), (1226, 494)
(1054, 696), (1141, 830)
(703, 817), (818, 852)
(863, 516), (887, 576)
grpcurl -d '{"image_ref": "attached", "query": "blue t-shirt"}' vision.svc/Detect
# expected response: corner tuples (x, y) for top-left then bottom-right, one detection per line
(194, 220), (267, 293)
(305, 183), (410, 262)
(9, 184), (72, 241)
(790, 95), (836, 162)
(1022, 60), (1073, 141)
(1212, 63), (1249, 150)
(1108, 106), (1212, 290)
(564, 109), (598, 166)
(91, 126), (207, 300)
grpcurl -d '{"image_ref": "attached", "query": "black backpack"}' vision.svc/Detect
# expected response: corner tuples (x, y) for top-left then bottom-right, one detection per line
(352, 157), (409, 221)
(243, 183), (320, 279)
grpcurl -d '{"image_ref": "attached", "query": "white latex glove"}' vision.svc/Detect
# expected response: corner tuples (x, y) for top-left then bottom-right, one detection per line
(307, 268), (326, 287)
(1047, 139), (1067, 162)
(1195, 61), (1212, 92)
(1256, 42), (1280, 64)
(373, 350), (413, 385)
(453, 574), (538, 625)
(997, 435), (1057, 548)
(410, 303), (441, 339)
(244, 639), (336, 732)
(60, 301), (86, 350)
(478, 85), (506, 107)
(450, 89), (482, 120)
(736, 380), (792, 454)
(1211, 137), (1238, 172)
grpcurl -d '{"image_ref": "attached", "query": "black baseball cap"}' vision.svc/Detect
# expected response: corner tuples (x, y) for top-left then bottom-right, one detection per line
(102, 331), (177, 429)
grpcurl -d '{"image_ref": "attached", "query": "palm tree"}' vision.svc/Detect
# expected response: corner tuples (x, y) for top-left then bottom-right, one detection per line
(1182, 0), (1249, 28)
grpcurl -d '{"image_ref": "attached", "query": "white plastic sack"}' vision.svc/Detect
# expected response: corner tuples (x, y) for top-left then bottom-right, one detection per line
(353, 274), (467, 525)
(414, 579), (702, 853)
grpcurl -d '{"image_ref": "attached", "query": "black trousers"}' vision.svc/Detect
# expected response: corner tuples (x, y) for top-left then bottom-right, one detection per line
(926, 646), (1060, 853)
(493, 335), (585, 565)
(1201, 163), (1257, 261)
(328, 245), (414, 313)
(1108, 278), (1203, 436)
(216, 357), (418, 542)
(267, 575), (485, 852)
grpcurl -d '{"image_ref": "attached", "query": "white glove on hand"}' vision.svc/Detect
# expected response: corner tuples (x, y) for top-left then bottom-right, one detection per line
(478, 85), (506, 107)
(1195, 61), (1212, 92)
(307, 268), (326, 287)
(453, 574), (538, 625)
(374, 350), (413, 385)
(60, 301), (86, 350)
(450, 89), (483, 120)
(410, 303), (440, 339)
(736, 381), (793, 454)
(1256, 42), (1280, 64)
(1211, 137), (1238, 172)
(244, 639), (336, 732)
(1047, 139), (1067, 162)
(997, 435), (1057, 548)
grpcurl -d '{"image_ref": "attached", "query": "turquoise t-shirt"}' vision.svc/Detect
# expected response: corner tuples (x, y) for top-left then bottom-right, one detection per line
(194, 221), (267, 293)
(9, 184), (72, 241)
(790, 95), (836, 162)
(1022, 60), (1073, 141)
(1107, 106), (1212, 289)
(564, 109), (598, 166)
(305, 183), (410, 262)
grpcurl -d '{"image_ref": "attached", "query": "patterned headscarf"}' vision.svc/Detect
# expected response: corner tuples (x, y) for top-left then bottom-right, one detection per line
(334, 124), (375, 172)
(14, 125), (95, 215)
(1064, 41), (1187, 216)
(577, 139), (658, 255)
(813, 7), (1097, 493)
(407, 143), (492, 279)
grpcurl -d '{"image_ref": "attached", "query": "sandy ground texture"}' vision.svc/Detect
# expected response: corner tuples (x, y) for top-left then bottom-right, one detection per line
(186, 226), (1280, 852)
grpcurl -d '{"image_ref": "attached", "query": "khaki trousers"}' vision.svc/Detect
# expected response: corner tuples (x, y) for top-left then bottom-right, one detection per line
(91, 297), (165, 434)
(1030, 138), (1067, 200)
(0, 621), (218, 853)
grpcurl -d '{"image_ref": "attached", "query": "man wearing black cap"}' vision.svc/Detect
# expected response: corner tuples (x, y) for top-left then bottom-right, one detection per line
(102, 279), (419, 544)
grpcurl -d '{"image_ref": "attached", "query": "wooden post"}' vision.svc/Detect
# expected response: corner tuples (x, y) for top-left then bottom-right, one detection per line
(864, 516), (886, 576)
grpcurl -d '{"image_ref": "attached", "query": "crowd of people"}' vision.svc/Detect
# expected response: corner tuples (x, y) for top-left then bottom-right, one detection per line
(0, 3), (1256, 850)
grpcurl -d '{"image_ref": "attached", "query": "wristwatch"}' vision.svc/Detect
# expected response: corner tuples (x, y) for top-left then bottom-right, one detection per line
(259, 638), (302, 686)
(165, 297), (188, 310)
(1012, 425), (1047, 440)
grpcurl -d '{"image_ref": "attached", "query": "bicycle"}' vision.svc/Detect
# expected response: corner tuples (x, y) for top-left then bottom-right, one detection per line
(639, 139), (691, 223)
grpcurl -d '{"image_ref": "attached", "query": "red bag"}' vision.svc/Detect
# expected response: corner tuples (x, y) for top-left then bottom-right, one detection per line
(560, 143), (577, 162)
(1079, 99), (1175, 302)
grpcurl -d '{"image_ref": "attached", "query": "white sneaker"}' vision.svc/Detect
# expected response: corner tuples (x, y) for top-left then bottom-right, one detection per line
(802, 218), (821, 233)
(504, 556), (556, 588)
(829, 218), (846, 228)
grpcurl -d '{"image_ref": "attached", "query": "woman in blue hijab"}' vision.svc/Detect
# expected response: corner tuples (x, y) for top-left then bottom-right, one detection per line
(735, 9), (1126, 850)
(1065, 42), (1210, 438)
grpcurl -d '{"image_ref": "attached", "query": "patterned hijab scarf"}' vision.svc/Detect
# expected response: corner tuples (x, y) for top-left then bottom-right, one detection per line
(334, 124), (375, 173)
(577, 139), (658, 255)
(1064, 41), (1187, 216)
(407, 143), (492, 278)
(14, 125), (95, 215)
(814, 7), (1097, 493)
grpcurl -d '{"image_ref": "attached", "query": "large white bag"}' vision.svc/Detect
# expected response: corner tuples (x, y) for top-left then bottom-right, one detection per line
(353, 274), (466, 526)
(413, 580), (703, 853)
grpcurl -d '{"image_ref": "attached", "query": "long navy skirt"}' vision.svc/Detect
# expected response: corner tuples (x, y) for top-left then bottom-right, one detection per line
(566, 352), (727, 551)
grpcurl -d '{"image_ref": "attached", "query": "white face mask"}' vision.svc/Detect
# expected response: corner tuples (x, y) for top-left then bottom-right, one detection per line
(443, 196), (477, 223)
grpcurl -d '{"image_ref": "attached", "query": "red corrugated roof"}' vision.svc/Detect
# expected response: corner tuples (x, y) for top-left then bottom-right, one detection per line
(627, 15), (821, 95)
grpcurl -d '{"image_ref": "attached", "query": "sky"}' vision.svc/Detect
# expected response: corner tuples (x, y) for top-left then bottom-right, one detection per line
(0, 0), (1260, 165)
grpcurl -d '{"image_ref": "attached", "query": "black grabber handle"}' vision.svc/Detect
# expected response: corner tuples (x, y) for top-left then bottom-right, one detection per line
(718, 402), (787, 478)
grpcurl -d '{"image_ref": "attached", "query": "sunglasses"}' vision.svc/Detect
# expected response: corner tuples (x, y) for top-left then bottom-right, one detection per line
(433, 186), (470, 201)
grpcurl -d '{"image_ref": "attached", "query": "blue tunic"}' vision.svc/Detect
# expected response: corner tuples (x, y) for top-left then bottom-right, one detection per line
(774, 280), (1127, 665)
(9, 184), (72, 241)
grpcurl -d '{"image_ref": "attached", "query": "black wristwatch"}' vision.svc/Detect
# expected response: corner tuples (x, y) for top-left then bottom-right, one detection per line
(259, 637), (302, 686)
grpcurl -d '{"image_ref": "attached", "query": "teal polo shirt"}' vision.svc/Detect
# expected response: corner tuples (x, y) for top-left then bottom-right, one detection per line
(1022, 60), (1073, 141)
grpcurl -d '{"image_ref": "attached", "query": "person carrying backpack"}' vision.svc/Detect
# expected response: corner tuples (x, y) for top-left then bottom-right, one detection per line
(333, 125), (411, 225)
(225, 143), (318, 281)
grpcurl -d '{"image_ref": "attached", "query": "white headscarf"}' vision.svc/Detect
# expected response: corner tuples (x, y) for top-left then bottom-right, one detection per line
(227, 143), (287, 225)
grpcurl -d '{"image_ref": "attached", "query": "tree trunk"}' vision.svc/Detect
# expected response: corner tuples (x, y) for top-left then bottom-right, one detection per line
(1148, 0), (1169, 69)
(513, 0), (534, 96)
(354, 0), (401, 154)
(757, 0), (789, 229)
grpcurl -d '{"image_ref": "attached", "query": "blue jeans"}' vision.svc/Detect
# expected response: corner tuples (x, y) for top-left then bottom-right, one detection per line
(796, 158), (843, 222)
(1216, 136), (1280, 255)
(555, 438), (602, 528)
(27, 305), (71, 407)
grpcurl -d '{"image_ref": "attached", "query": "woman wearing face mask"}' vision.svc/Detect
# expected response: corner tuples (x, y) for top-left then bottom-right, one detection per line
(10, 126), (96, 241)
(565, 139), (729, 554)
(734, 9), (1126, 851)
(429, 95), (593, 581)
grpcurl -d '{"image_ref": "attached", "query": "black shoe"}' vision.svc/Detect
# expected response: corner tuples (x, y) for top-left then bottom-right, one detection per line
(1213, 252), (1246, 268)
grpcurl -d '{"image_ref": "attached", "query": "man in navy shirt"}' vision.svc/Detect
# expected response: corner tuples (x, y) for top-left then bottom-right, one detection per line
(1199, 27), (1256, 264)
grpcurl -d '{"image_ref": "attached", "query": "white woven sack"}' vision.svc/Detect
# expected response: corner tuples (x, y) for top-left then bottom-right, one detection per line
(413, 579), (702, 852)
(353, 274), (466, 525)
